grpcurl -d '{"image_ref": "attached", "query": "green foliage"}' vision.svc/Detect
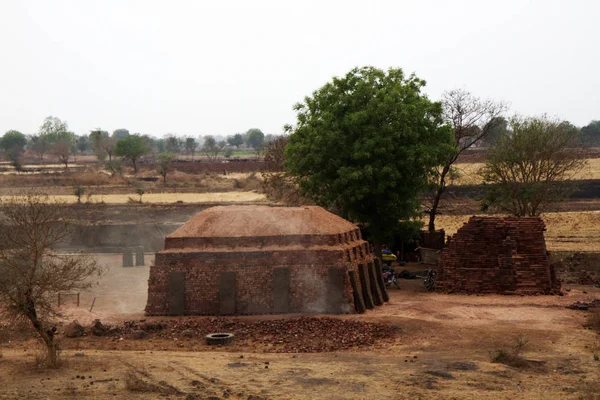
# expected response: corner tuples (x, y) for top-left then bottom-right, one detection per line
(227, 133), (244, 148)
(480, 116), (508, 147)
(481, 116), (587, 216)
(246, 128), (265, 149)
(224, 148), (233, 158)
(165, 135), (181, 153)
(580, 120), (600, 146)
(115, 135), (150, 172)
(135, 188), (145, 203)
(202, 135), (223, 161)
(76, 136), (89, 153)
(38, 116), (74, 145)
(156, 152), (177, 183)
(112, 128), (130, 139)
(104, 161), (121, 176)
(184, 137), (197, 156)
(285, 66), (454, 244)
(0, 130), (27, 151)
(73, 186), (85, 203)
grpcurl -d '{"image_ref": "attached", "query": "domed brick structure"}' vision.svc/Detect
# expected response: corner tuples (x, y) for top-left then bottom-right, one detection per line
(436, 216), (560, 294)
(145, 206), (387, 315)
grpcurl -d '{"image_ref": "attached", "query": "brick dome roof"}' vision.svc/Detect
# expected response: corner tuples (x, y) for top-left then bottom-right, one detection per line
(164, 206), (361, 250)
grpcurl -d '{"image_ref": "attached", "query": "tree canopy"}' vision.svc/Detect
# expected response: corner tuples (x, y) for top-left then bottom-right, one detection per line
(227, 133), (244, 148)
(112, 128), (130, 139)
(285, 66), (454, 249)
(38, 116), (75, 145)
(481, 116), (586, 216)
(115, 135), (150, 172)
(246, 128), (265, 149)
(0, 130), (27, 152)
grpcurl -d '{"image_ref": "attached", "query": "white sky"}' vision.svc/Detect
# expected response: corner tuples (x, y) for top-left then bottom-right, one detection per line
(0, 0), (597, 137)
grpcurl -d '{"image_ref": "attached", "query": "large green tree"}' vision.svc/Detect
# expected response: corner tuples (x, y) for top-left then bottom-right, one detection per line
(115, 135), (150, 172)
(285, 66), (454, 252)
(581, 120), (600, 146)
(227, 133), (244, 148)
(246, 128), (265, 149)
(38, 116), (72, 145)
(0, 130), (27, 152)
(481, 116), (587, 216)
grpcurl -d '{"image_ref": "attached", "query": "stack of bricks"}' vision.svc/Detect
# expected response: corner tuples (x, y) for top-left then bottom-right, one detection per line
(145, 206), (388, 316)
(436, 216), (560, 294)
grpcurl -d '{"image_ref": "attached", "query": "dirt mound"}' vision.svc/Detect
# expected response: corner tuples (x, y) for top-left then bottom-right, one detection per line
(110, 317), (397, 353)
(64, 320), (85, 338)
(169, 206), (357, 238)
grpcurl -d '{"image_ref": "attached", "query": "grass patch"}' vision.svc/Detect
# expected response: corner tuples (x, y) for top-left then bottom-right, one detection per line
(491, 335), (546, 371)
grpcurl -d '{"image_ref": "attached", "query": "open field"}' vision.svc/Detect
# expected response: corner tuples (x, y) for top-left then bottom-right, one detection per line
(452, 158), (600, 186)
(0, 191), (266, 204)
(1, 255), (598, 399)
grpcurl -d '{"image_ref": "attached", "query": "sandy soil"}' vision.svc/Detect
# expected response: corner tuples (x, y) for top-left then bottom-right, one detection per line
(1, 255), (599, 399)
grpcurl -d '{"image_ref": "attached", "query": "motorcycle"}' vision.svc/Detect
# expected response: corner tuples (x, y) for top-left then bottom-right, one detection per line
(382, 266), (401, 289)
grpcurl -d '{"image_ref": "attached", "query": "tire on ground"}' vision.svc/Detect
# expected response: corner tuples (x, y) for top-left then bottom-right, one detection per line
(205, 333), (235, 345)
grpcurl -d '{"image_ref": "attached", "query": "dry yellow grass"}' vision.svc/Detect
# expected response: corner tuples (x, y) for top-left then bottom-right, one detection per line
(434, 211), (600, 252)
(0, 191), (266, 205)
(452, 158), (600, 186)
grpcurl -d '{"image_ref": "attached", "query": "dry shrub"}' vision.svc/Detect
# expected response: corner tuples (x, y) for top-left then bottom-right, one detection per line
(491, 335), (545, 370)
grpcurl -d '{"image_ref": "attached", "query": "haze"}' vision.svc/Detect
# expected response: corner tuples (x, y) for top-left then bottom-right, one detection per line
(0, 0), (597, 137)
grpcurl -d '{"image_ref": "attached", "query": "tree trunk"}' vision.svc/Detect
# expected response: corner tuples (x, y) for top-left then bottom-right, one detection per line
(428, 165), (451, 232)
(163, 173), (167, 184)
(132, 159), (138, 173)
(25, 296), (57, 367)
(373, 237), (382, 260)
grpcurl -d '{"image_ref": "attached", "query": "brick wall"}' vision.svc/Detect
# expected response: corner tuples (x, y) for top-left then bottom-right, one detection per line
(436, 216), (560, 294)
(146, 237), (375, 315)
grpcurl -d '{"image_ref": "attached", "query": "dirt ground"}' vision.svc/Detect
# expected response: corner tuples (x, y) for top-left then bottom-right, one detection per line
(1, 255), (599, 399)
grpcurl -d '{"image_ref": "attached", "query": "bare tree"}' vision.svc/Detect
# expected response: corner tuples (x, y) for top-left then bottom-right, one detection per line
(156, 152), (177, 184)
(424, 89), (508, 231)
(202, 136), (224, 162)
(52, 140), (72, 170)
(0, 194), (101, 367)
(481, 116), (587, 216)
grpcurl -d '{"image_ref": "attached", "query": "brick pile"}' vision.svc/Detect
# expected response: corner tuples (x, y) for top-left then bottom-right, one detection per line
(146, 206), (387, 315)
(436, 216), (560, 294)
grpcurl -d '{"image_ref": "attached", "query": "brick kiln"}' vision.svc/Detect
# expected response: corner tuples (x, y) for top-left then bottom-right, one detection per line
(145, 206), (387, 315)
(436, 216), (560, 294)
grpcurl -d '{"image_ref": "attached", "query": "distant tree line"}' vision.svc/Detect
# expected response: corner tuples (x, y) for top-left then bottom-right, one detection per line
(0, 119), (279, 173)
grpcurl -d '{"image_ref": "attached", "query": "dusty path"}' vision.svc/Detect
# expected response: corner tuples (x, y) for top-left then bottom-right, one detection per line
(1, 281), (599, 399)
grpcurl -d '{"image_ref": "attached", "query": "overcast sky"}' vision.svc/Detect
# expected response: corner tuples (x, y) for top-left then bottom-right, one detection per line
(0, 0), (597, 137)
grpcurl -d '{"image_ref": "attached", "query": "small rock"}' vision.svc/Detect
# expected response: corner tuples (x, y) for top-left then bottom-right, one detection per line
(181, 329), (194, 338)
(74, 352), (85, 357)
